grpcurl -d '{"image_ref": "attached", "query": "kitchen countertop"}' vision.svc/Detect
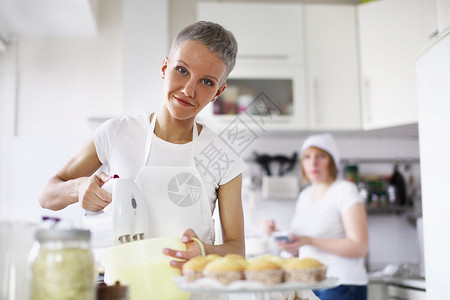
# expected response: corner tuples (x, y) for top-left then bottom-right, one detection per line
(369, 275), (426, 291)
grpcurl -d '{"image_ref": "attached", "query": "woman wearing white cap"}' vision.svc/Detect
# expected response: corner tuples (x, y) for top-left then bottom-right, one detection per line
(261, 133), (368, 300)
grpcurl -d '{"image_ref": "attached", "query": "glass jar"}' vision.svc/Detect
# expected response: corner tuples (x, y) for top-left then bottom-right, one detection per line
(30, 229), (96, 300)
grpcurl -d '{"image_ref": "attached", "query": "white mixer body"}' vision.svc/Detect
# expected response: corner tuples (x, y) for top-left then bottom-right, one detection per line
(82, 178), (149, 248)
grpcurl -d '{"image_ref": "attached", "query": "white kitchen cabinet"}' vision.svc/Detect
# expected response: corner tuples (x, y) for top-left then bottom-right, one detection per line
(197, 2), (303, 62)
(358, 0), (425, 130)
(387, 285), (427, 300)
(196, 2), (307, 132)
(369, 283), (388, 300)
(421, 0), (439, 40)
(195, 62), (307, 132)
(304, 4), (361, 130)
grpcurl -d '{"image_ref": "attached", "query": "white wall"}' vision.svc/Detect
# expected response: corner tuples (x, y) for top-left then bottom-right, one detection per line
(123, 0), (168, 114)
(0, 41), (17, 220)
(16, 2), (123, 139)
(0, 0), (123, 224)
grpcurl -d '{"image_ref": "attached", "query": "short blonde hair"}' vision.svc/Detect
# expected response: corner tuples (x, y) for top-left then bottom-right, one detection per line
(169, 21), (238, 85)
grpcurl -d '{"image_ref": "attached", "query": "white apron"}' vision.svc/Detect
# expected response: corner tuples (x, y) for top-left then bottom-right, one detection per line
(135, 114), (215, 244)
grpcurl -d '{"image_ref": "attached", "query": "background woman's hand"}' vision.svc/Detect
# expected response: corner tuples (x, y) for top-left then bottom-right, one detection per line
(275, 234), (311, 257)
(77, 172), (112, 211)
(260, 219), (277, 236)
(163, 228), (204, 270)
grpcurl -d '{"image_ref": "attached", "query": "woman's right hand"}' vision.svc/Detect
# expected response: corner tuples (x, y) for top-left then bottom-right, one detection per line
(260, 219), (277, 236)
(77, 172), (112, 211)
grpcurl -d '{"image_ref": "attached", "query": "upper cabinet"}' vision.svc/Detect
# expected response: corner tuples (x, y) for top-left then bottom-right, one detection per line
(196, 2), (361, 132)
(304, 4), (361, 131)
(196, 2), (307, 132)
(196, 0), (428, 132)
(358, 0), (425, 130)
(197, 2), (304, 62)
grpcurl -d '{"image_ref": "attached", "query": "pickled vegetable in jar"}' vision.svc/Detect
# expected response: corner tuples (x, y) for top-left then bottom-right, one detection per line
(31, 229), (96, 300)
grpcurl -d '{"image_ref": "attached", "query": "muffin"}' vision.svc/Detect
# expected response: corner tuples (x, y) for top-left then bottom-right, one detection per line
(224, 254), (248, 268)
(283, 257), (327, 282)
(203, 257), (244, 285)
(244, 256), (284, 285)
(182, 256), (212, 282)
(259, 254), (286, 267)
(205, 254), (221, 261)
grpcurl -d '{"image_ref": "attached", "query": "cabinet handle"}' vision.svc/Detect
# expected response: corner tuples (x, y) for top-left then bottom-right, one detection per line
(311, 78), (319, 127)
(363, 78), (371, 124)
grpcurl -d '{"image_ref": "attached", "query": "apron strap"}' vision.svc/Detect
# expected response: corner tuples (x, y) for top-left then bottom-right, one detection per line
(144, 113), (199, 166)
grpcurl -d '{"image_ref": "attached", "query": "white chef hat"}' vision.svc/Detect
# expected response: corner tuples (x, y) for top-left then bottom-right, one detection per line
(300, 133), (340, 168)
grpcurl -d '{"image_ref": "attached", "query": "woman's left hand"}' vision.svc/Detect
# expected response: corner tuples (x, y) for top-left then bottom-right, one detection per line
(276, 234), (311, 257)
(163, 228), (204, 270)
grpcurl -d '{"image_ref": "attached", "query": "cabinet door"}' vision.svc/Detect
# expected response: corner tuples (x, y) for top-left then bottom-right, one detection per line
(368, 283), (388, 300)
(387, 285), (427, 300)
(304, 4), (361, 130)
(196, 62), (307, 132)
(196, 2), (307, 131)
(358, 0), (425, 130)
(197, 2), (303, 62)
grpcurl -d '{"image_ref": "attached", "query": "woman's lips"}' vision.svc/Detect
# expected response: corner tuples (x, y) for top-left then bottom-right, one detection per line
(175, 96), (193, 107)
(309, 169), (320, 175)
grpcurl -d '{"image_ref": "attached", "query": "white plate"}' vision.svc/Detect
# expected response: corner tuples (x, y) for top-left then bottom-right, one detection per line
(173, 276), (339, 294)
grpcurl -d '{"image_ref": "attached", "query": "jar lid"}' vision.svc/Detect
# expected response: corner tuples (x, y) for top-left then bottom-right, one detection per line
(35, 229), (90, 242)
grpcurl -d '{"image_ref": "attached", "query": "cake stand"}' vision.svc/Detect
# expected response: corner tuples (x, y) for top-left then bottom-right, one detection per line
(174, 276), (339, 300)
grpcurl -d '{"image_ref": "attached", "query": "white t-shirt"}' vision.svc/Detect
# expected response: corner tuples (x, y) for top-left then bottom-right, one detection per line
(290, 180), (368, 285)
(92, 113), (246, 213)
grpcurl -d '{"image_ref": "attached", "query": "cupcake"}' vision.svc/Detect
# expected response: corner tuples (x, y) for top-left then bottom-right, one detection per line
(283, 257), (327, 283)
(259, 254), (286, 267)
(203, 257), (244, 285)
(182, 255), (212, 282)
(224, 253), (245, 260)
(205, 254), (221, 261)
(244, 256), (284, 285)
(224, 254), (248, 268)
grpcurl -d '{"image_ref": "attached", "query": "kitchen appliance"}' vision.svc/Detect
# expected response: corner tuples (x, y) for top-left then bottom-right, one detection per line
(82, 177), (149, 249)
(254, 152), (300, 199)
(417, 29), (450, 298)
(254, 152), (298, 177)
(104, 237), (197, 300)
(83, 178), (205, 300)
(262, 176), (300, 199)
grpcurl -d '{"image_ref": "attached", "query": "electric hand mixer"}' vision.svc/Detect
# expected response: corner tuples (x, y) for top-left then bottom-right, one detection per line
(82, 176), (149, 248)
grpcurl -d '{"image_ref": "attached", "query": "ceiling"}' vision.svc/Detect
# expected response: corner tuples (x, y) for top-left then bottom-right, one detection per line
(0, 0), (98, 42)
